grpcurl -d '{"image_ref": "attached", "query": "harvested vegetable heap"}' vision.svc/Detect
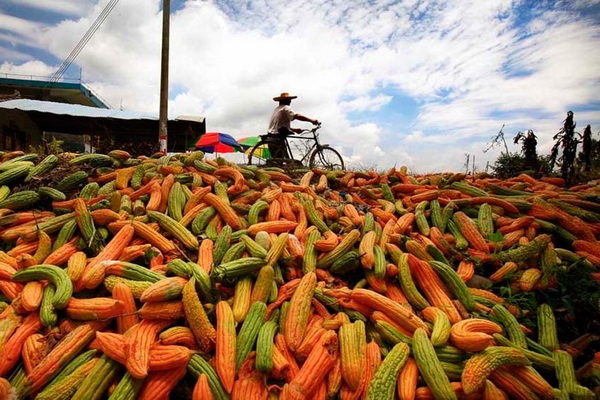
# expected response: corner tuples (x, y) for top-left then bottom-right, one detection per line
(0, 149), (599, 400)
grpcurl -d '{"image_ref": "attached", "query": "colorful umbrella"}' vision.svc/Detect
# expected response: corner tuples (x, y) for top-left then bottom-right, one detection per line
(237, 136), (261, 149)
(245, 144), (270, 159)
(195, 132), (242, 153)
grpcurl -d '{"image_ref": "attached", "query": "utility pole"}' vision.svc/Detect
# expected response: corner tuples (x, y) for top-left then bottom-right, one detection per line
(158, 0), (170, 155)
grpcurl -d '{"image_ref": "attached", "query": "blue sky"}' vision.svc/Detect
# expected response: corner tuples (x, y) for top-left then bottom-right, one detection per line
(1, 0), (599, 171)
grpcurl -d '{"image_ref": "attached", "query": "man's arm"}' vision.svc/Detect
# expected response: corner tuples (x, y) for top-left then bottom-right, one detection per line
(293, 113), (319, 125)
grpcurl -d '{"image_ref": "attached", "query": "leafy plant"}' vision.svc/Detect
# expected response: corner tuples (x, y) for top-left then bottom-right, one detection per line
(488, 231), (504, 245)
(550, 111), (579, 185)
(551, 262), (600, 315)
(144, 247), (160, 263)
(28, 136), (64, 156)
(536, 260), (600, 339)
(580, 124), (592, 173)
(513, 130), (538, 171)
(498, 284), (539, 312)
(537, 154), (554, 175)
(491, 152), (525, 179)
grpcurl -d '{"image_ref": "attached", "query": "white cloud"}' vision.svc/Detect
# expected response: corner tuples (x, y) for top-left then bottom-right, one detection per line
(569, 0), (600, 7)
(0, 32), (38, 50)
(4, 0), (92, 16)
(0, 47), (33, 63)
(404, 131), (425, 143)
(0, 60), (56, 77)
(0, 0), (599, 172)
(340, 95), (393, 112)
(0, 14), (44, 40)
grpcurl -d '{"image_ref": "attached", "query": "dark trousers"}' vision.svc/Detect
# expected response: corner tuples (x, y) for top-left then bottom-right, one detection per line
(268, 128), (291, 159)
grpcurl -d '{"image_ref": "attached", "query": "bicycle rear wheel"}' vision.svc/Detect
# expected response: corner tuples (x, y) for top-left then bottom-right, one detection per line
(247, 140), (271, 167)
(309, 146), (344, 170)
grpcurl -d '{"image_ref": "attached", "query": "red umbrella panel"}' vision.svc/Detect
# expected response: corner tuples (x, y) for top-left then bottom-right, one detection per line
(195, 132), (242, 153)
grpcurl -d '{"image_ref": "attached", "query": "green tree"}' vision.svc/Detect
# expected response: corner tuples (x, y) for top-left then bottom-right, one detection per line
(491, 152), (525, 179)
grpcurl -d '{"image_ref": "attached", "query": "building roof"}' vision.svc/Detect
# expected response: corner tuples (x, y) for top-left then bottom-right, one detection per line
(0, 76), (110, 108)
(0, 99), (205, 123)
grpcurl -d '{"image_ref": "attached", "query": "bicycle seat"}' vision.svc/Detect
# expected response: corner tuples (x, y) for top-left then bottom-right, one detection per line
(260, 134), (285, 142)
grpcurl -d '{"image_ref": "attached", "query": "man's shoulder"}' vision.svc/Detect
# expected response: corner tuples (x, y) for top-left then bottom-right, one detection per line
(280, 105), (295, 114)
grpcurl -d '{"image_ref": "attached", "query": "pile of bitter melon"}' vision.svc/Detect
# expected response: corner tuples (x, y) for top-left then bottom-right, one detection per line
(0, 149), (599, 400)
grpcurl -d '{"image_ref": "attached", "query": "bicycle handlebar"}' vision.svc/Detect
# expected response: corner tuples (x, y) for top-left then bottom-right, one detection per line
(299, 122), (322, 134)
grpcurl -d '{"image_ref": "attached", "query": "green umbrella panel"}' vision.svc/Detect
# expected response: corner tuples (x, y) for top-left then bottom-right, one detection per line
(238, 136), (271, 159)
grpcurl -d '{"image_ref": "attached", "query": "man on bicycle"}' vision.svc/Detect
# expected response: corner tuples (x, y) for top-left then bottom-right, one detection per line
(268, 92), (319, 159)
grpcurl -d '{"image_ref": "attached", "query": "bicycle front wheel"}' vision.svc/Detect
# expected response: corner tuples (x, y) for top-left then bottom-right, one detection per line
(309, 146), (344, 170)
(247, 140), (271, 167)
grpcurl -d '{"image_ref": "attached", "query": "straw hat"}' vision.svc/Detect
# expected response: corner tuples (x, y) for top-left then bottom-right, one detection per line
(273, 92), (297, 101)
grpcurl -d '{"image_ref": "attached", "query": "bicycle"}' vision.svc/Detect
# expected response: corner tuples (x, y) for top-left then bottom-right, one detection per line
(247, 123), (345, 170)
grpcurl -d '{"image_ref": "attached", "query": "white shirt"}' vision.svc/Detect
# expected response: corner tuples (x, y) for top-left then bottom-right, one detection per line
(268, 105), (296, 134)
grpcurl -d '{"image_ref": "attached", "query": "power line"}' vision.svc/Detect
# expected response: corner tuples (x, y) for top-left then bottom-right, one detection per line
(49, 0), (121, 83)
(50, 0), (120, 83)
